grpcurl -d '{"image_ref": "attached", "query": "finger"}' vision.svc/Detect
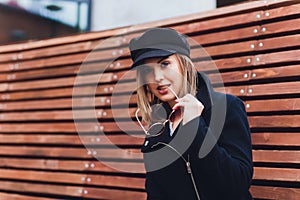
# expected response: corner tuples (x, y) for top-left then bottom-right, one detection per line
(183, 94), (196, 101)
(176, 97), (188, 103)
(175, 98), (186, 103)
(172, 102), (184, 111)
(172, 103), (180, 110)
(182, 94), (201, 105)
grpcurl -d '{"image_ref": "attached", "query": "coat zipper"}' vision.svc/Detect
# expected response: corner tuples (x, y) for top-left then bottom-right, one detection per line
(151, 142), (201, 200)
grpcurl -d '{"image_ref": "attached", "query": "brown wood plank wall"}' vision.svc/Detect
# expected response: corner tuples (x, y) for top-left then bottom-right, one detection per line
(0, 0), (299, 199)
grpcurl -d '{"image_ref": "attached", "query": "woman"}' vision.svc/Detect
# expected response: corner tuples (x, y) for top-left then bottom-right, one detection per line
(129, 28), (253, 200)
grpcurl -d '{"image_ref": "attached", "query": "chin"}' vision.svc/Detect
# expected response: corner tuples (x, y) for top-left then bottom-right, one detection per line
(157, 96), (174, 103)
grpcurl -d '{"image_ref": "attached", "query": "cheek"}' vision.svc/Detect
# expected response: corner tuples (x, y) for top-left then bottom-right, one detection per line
(167, 63), (182, 76)
(143, 73), (154, 83)
(147, 83), (157, 93)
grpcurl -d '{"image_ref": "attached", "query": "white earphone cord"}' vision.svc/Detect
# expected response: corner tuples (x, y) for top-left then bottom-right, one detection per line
(151, 142), (201, 200)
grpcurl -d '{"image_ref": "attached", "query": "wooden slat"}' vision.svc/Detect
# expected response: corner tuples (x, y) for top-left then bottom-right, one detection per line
(251, 64), (300, 81)
(253, 150), (300, 164)
(0, 61), (129, 82)
(171, 11), (261, 38)
(262, 17), (300, 36)
(1, 81), (136, 100)
(0, 122), (142, 133)
(0, 146), (142, 160)
(220, 81), (300, 97)
(0, 134), (144, 146)
(0, 192), (53, 200)
(245, 98), (300, 112)
(250, 185), (300, 200)
(0, 181), (82, 198)
(0, 47), (131, 72)
(0, 108), (138, 121)
(0, 32), (138, 64)
(195, 55), (253, 71)
(0, 158), (145, 173)
(0, 169), (85, 185)
(0, 71), (126, 90)
(188, 25), (260, 45)
(251, 133), (300, 146)
(0, 65), (80, 82)
(253, 167), (300, 182)
(0, 169), (144, 189)
(209, 70), (251, 84)
(178, 40), (258, 59)
(1, 132), (297, 148)
(257, 34), (300, 51)
(80, 186), (146, 200)
(210, 64), (300, 84)
(0, 95), (137, 111)
(4, 132), (298, 149)
(0, 71), (132, 92)
(197, 34), (300, 58)
(0, 52), (89, 72)
(215, 85), (246, 96)
(247, 81), (300, 96)
(264, 3), (300, 21)
(196, 49), (300, 72)
(0, 82), (135, 100)
(0, 40), (99, 63)
(0, 181), (146, 200)
(0, 56), (129, 73)
(248, 115), (300, 128)
(255, 49), (300, 66)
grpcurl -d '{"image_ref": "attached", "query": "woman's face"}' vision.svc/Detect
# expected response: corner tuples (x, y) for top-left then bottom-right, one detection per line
(141, 54), (183, 105)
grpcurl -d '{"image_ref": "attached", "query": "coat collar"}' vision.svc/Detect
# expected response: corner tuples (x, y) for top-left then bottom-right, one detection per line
(196, 72), (214, 111)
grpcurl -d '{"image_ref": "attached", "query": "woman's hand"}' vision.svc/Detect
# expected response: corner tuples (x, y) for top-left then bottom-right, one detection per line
(172, 94), (204, 125)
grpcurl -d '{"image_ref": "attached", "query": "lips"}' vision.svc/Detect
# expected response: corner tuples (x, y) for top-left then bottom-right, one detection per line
(157, 84), (170, 90)
(157, 84), (170, 95)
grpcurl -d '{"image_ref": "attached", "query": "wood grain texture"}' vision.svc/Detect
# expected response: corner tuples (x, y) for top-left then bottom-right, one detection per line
(0, 0), (299, 199)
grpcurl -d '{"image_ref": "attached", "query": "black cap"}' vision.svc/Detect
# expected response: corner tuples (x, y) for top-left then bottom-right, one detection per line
(129, 28), (190, 68)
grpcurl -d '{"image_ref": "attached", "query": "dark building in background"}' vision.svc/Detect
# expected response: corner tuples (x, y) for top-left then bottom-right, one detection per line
(217, 0), (254, 7)
(0, 0), (253, 46)
(0, 3), (78, 45)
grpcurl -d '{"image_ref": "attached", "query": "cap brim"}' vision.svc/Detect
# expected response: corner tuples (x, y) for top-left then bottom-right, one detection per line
(131, 49), (175, 69)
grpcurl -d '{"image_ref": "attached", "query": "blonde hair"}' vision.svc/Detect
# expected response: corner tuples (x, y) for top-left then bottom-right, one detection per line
(136, 54), (198, 122)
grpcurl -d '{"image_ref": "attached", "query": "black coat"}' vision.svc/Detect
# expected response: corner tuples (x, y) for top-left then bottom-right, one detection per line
(141, 72), (253, 200)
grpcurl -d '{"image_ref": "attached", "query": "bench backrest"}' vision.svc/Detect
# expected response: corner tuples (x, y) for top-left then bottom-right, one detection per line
(0, 0), (299, 199)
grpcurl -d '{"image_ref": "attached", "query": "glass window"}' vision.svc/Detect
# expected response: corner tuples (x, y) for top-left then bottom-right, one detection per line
(0, 0), (91, 31)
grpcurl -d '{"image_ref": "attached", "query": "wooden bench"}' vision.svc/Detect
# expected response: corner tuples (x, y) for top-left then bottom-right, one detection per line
(0, 0), (299, 199)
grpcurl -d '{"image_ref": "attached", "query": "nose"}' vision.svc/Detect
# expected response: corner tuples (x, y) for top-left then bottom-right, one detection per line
(153, 67), (164, 82)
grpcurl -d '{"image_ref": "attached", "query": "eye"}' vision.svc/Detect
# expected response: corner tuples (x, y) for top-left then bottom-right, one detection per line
(160, 61), (170, 68)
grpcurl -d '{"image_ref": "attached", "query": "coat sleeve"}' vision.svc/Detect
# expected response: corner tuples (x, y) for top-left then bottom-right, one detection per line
(181, 96), (253, 199)
(145, 172), (165, 200)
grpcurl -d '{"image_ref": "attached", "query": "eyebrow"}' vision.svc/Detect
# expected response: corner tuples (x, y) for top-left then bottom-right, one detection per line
(156, 57), (168, 64)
